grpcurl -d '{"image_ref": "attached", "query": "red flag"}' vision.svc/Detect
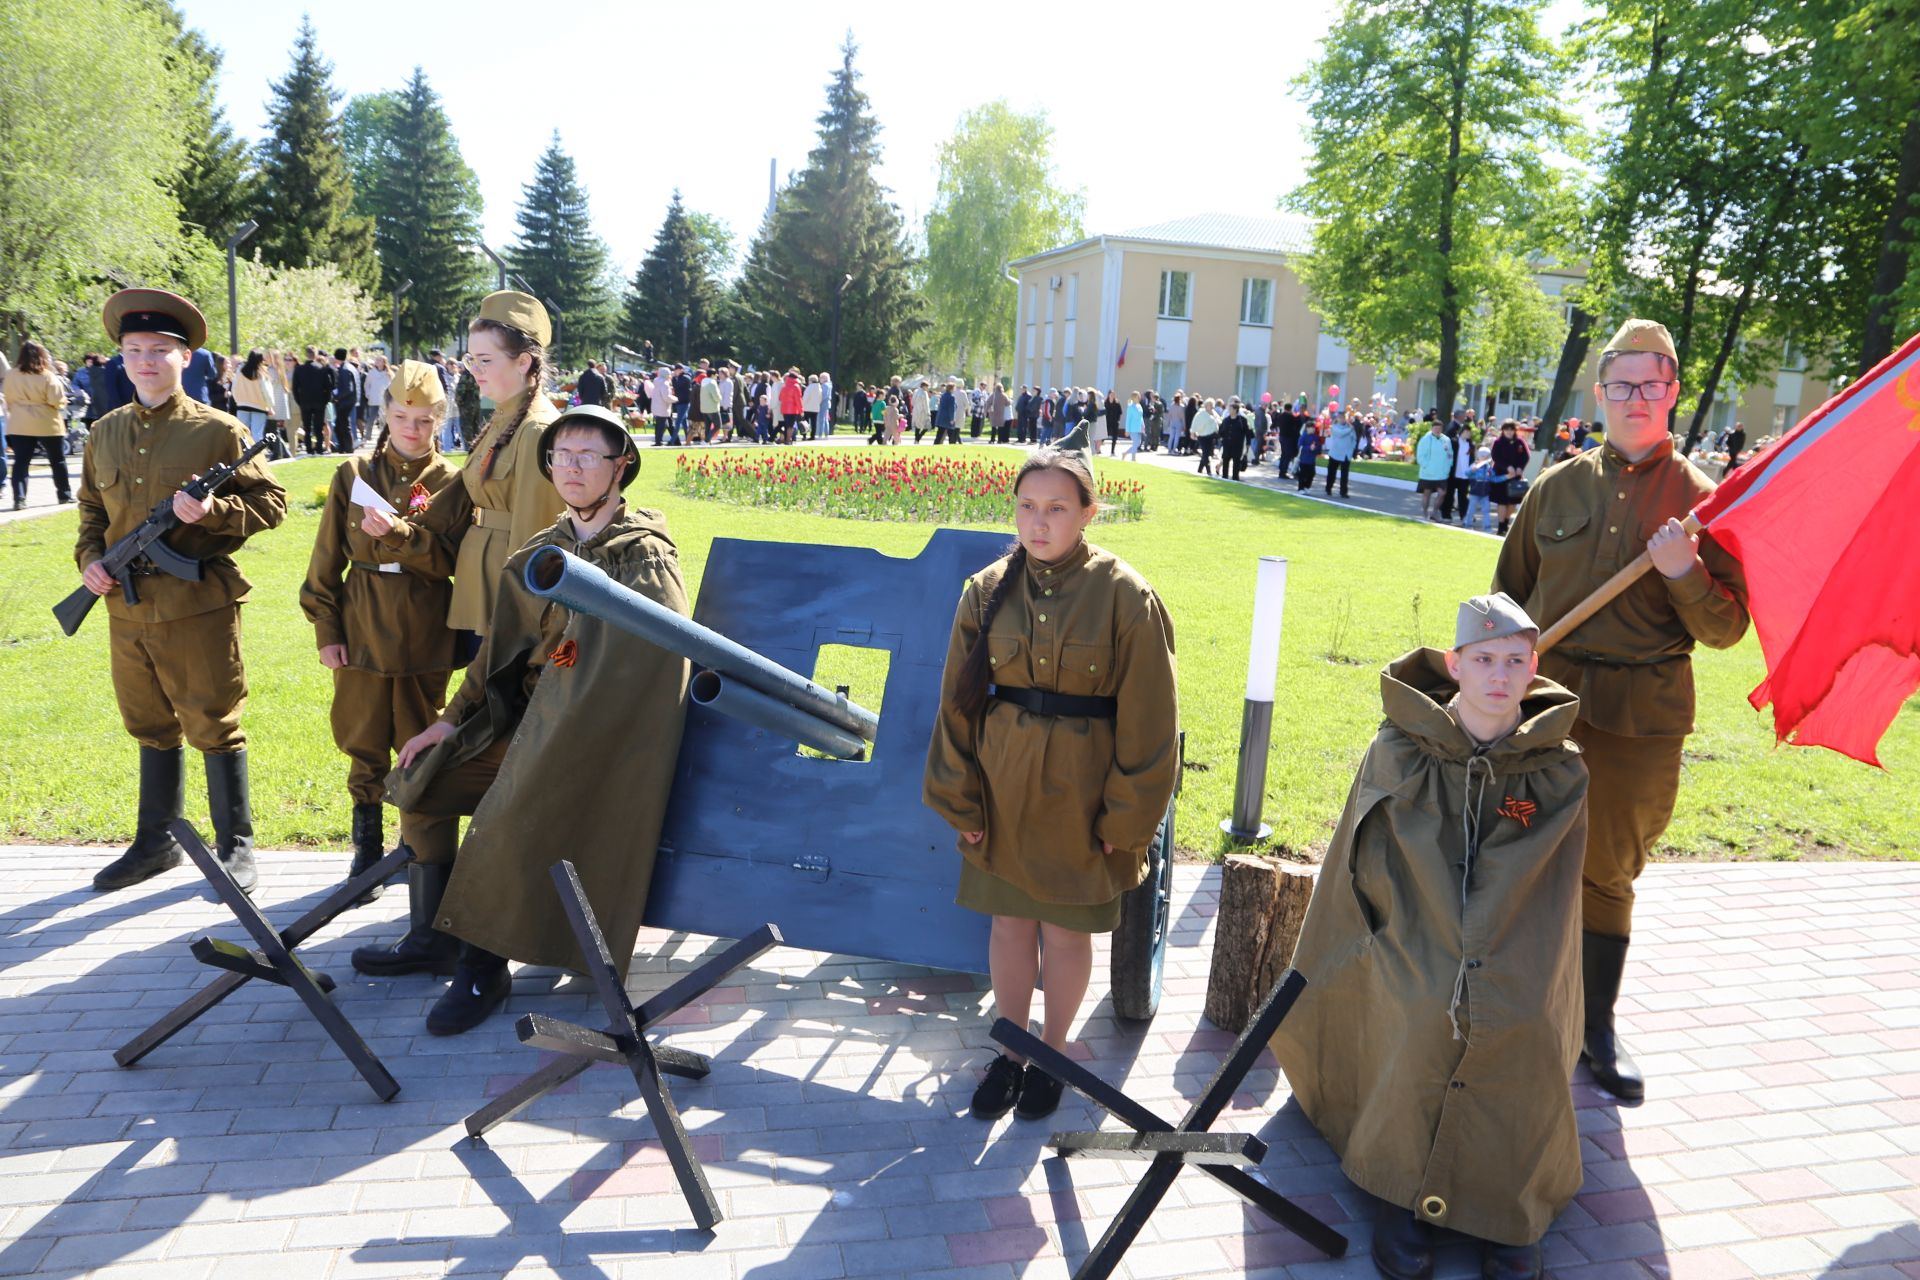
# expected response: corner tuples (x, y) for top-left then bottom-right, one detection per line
(1691, 331), (1920, 765)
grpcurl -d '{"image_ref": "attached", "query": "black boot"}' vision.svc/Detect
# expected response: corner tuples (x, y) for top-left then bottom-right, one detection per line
(204, 749), (257, 894)
(1370, 1205), (1435, 1280)
(93, 747), (187, 891)
(351, 859), (458, 976)
(426, 943), (511, 1035)
(1481, 1238), (1543, 1280)
(346, 802), (385, 904)
(1581, 930), (1645, 1101)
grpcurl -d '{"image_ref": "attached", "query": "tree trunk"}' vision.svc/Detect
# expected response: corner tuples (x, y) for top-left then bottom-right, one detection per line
(1203, 855), (1317, 1034)
(1542, 304), (1595, 429)
(1684, 274), (1756, 454)
(1860, 111), (1920, 375)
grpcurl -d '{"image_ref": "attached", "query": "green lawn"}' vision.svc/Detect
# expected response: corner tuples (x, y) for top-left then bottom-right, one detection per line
(1350, 458), (1417, 481)
(3, 448), (1913, 866)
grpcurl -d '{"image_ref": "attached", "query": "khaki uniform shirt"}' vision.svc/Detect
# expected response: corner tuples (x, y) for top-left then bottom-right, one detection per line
(923, 540), (1180, 906)
(300, 448), (463, 676)
(444, 388), (564, 632)
(1492, 438), (1750, 737)
(74, 390), (287, 622)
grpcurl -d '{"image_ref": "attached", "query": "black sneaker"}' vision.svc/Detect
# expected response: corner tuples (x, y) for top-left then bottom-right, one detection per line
(969, 1053), (1024, 1120)
(1014, 1065), (1064, 1120)
(425, 959), (511, 1036)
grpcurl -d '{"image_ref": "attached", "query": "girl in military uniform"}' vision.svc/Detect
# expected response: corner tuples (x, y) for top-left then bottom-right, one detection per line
(437, 291), (566, 640)
(300, 361), (462, 910)
(924, 423), (1180, 1121)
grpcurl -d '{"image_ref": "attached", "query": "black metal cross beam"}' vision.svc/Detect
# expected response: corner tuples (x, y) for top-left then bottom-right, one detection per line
(116, 819), (408, 1102)
(463, 859), (781, 1231)
(990, 969), (1348, 1279)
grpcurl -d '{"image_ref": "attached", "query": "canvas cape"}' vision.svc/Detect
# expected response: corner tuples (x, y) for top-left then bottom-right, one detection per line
(389, 504), (690, 974)
(1270, 649), (1589, 1246)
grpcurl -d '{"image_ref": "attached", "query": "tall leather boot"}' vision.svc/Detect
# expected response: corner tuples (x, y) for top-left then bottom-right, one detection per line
(346, 802), (386, 904)
(426, 942), (512, 1036)
(93, 746), (187, 892)
(1581, 930), (1645, 1101)
(1371, 1205), (1435, 1280)
(204, 749), (257, 894)
(351, 858), (458, 976)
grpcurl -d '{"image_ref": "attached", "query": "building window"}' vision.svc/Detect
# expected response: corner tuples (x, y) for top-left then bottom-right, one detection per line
(1771, 404), (1791, 432)
(1152, 361), (1186, 399)
(1066, 274), (1079, 321)
(1240, 278), (1273, 327)
(1158, 271), (1191, 320)
(1416, 378), (1436, 411)
(1061, 356), (1074, 388)
(1316, 371), (1344, 406)
(1235, 365), (1268, 405)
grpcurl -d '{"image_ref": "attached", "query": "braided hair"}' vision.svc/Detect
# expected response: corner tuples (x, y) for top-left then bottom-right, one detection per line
(951, 448), (1099, 720)
(469, 318), (547, 480)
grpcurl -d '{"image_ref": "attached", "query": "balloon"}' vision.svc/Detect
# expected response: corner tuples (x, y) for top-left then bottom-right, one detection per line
(1326, 384), (1341, 400)
(1260, 392), (1272, 404)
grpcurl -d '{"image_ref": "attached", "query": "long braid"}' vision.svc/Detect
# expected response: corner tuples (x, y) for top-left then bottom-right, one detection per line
(480, 349), (546, 480)
(953, 542), (1028, 720)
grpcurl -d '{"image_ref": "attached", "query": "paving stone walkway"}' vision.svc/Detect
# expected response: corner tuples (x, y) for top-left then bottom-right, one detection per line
(0, 848), (1915, 1279)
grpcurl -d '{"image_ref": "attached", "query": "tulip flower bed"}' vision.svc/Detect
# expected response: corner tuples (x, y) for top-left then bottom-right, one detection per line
(669, 449), (1148, 524)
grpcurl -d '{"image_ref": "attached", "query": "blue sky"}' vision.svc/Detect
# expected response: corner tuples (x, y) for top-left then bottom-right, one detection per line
(179, 0), (1590, 279)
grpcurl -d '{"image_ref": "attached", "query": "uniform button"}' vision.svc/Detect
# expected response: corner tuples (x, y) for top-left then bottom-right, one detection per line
(139, 448), (147, 455)
(1554, 528), (1563, 537)
(1609, 525), (1618, 534)
(1088, 664), (1097, 672)
(1044, 589), (1053, 596)
(135, 477), (143, 484)
(1037, 613), (1047, 623)
(1617, 492), (1626, 499)
(989, 657), (998, 667)
(1037, 657), (1047, 666)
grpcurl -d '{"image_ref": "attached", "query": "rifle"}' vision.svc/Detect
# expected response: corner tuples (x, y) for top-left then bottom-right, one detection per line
(53, 437), (273, 637)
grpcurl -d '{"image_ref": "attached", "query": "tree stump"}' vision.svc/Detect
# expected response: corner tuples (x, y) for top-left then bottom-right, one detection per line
(1204, 856), (1318, 1034)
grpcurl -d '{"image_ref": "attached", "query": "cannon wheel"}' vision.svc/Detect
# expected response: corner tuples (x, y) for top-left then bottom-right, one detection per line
(1110, 766), (1180, 1023)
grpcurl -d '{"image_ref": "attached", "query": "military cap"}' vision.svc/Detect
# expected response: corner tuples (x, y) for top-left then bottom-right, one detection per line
(1052, 420), (1095, 481)
(1454, 592), (1538, 650)
(475, 290), (552, 347)
(102, 288), (207, 351)
(388, 359), (445, 408)
(1602, 318), (1677, 362)
(538, 404), (640, 490)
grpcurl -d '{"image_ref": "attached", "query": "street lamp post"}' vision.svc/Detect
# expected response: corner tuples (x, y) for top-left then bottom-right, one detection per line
(830, 273), (854, 417)
(681, 312), (689, 362)
(392, 279), (414, 361)
(225, 219), (258, 354)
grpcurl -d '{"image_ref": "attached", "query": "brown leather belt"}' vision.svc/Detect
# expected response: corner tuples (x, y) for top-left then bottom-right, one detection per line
(470, 506), (511, 530)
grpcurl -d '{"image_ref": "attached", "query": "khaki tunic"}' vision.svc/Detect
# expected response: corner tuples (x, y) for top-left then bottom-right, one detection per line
(388, 505), (691, 974)
(444, 388), (563, 633)
(300, 448), (463, 803)
(1492, 437), (1750, 935)
(923, 540), (1180, 906)
(74, 391), (286, 752)
(1271, 650), (1589, 1247)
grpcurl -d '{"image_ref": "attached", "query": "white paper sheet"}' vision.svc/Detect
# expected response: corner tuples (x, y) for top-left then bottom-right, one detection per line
(349, 476), (397, 516)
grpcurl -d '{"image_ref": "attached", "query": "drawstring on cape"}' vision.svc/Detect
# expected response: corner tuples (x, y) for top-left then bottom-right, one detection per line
(1448, 752), (1493, 1042)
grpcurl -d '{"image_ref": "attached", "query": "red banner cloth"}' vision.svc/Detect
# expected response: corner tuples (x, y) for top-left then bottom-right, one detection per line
(1691, 331), (1920, 765)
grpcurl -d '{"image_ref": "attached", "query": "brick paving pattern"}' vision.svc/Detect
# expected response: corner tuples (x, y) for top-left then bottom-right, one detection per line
(0, 847), (1914, 1278)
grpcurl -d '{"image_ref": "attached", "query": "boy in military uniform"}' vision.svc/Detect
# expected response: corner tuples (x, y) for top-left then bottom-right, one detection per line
(1492, 318), (1750, 1100)
(353, 406), (692, 1037)
(1271, 594), (1589, 1280)
(300, 362), (464, 909)
(77, 289), (287, 893)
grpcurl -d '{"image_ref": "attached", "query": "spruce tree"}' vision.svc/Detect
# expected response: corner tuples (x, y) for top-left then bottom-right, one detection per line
(365, 69), (484, 357)
(140, 4), (259, 243)
(623, 192), (722, 361)
(507, 133), (614, 365)
(735, 36), (922, 383)
(254, 17), (378, 295)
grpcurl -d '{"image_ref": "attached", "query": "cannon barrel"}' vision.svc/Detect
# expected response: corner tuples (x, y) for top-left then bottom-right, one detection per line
(524, 546), (881, 743)
(690, 670), (866, 761)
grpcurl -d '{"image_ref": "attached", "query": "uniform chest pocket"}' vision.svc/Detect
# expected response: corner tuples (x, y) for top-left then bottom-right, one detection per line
(94, 463), (121, 492)
(986, 635), (1025, 685)
(1058, 641), (1115, 696)
(1538, 511), (1590, 545)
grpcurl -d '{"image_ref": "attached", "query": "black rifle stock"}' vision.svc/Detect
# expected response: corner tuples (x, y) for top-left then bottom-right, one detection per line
(53, 438), (272, 636)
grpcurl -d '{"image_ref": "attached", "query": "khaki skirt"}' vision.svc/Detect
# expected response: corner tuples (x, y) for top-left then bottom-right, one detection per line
(956, 859), (1123, 933)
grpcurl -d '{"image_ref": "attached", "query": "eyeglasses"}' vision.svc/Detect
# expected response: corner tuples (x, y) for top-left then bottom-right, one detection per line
(1598, 380), (1676, 402)
(462, 353), (493, 370)
(548, 449), (617, 470)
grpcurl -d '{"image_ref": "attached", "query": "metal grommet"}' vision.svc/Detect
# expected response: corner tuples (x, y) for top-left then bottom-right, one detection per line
(1421, 1195), (1446, 1219)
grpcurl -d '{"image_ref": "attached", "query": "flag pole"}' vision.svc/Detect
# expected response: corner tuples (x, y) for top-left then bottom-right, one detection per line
(1535, 513), (1704, 655)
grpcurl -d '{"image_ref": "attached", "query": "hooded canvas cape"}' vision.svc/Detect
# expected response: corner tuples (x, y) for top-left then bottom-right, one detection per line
(397, 505), (690, 974)
(1270, 649), (1589, 1247)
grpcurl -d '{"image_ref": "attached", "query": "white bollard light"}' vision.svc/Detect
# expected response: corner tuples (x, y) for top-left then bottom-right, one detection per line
(1222, 556), (1288, 842)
